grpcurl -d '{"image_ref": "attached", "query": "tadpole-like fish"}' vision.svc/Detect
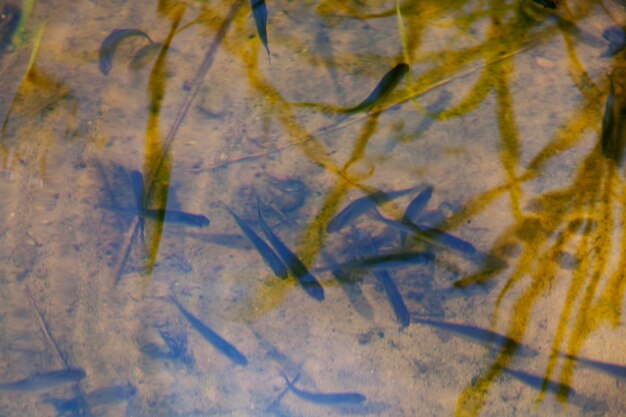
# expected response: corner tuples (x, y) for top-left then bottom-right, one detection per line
(315, 250), (433, 273)
(251, 0), (270, 61)
(410, 225), (477, 256)
(399, 186), (433, 245)
(401, 186), (433, 225)
(327, 185), (419, 233)
(130, 170), (146, 238)
(0, 4), (21, 52)
(142, 208), (210, 227)
(101, 205), (210, 228)
(380, 215), (477, 257)
(257, 198), (324, 301)
(602, 26), (626, 57)
(129, 42), (163, 70)
(170, 296), (248, 367)
(502, 367), (574, 396)
(412, 317), (539, 356)
(374, 270), (410, 327)
(44, 383), (137, 415)
(280, 372), (367, 406)
(99, 29), (153, 75)
(560, 353), (626, 380)
(119, 170), (210, 228)
(129, 170), (144, 210)
(601, 68), (626, 165)
(341, 63), (410, 114)
(0, 368), (86, 393)
(224, 204), (288, 279)
(413, 317), (512, 346)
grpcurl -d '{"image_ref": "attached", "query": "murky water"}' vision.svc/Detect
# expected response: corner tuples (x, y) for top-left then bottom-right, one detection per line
(0, 0), (625, 416)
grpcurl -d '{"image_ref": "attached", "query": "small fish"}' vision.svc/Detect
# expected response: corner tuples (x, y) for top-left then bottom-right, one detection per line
(316, 251), (433, 273)
(560, 353), (626, 380)
(502, 367), (574, 396)
(170, 296), (248, 366)
(99, 205), (210, 228)
(129, 170), (145, 211)
(129, 42), (163, 70)
(99, 28), (153, 75)
(257, 198), (325, 301)
(0, 368), (86, 393)
(374, 270), (410, 327)
(142, 208), (210, 227)
(380, 215), (477, 257)
(531, 0), (556, 9)
(0, 4), (21, 52)
(280, 372), (367, 406)
(183, 232), (251, 249)
(402, 186), (433, 225)
(412, 317), (539, 356)
(327, 185), (419, 233)
(130, 170), (146, 239)
(341, 63), (410, 114)
(602, 26), (626, 57)
(411, 225), (476, 256)
(251, 0), (270, 61)
(602, 69), (626, 165)
(44, 383), (136, 415)
(400, 186), (433, 245)
(224, 204), (288, 279)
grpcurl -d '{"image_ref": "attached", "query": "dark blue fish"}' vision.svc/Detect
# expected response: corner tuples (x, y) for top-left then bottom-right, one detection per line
(413, 317), (512, 346)
(280, 372), (366, 406)
(251, 0), (270, 60)
(341, 63), (410, 114)
(502, 368), (574, 396)
(316, 251), (433, 273)
(327, 185), (420, 233)
(44, 383), (136, 415)
(170, 297), (248, 367)
(412, 317), (540, 357)
(561, 353), (626, 380)
(99, 29), (153, 75)
(142, 208), (210, 227)
(411, 225), (476, 256)
(400, 186), (433, 245)
(326, 198), (378, 233)
(100, 205), (209, 228)
(224, 204), (288, 279)
(0, 4), (20, 52)
(130, 170), (146, 238)
(373, 270), (410, 327)
(0, 368), (86, 392)
(129, 170), (145, 211)
(257, 198), (324, 301)
(129, 42), (163, 70)
(602, 69), (626, 165)
(602, 26), (626, 57)
(380, 216), (477, 257)
(401, 186), (433, 225)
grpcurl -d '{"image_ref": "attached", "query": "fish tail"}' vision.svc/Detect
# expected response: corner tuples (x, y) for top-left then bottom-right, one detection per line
(279, 371), (300, 389)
